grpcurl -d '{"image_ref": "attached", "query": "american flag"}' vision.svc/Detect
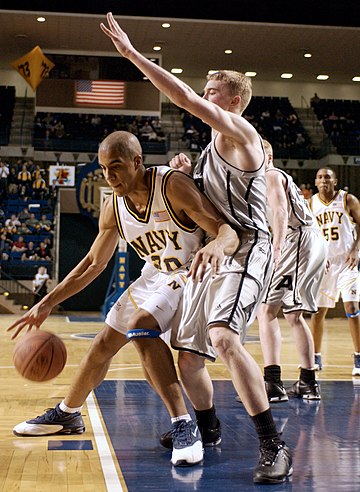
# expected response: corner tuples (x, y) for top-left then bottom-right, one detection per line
(75, 80), (125, 107)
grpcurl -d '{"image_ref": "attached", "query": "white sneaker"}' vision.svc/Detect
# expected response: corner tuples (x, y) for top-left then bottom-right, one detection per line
(171, 420), (203, 467)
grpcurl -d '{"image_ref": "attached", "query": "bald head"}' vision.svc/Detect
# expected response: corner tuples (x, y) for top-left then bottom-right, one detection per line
(99, 131), (142, 162)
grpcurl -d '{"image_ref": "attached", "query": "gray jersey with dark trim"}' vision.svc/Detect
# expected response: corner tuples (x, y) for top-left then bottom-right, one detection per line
(193, 137), (269, 235)
(266, 167), (315, 230)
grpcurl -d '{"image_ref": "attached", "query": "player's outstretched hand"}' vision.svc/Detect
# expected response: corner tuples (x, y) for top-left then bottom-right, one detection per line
(7, 303), (52, 339)
(169, 153), (192, 175)
(100, 12), (135, 58)
(188, 241), (224, 282)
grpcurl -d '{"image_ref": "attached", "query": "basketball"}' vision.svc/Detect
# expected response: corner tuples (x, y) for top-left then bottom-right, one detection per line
(13, 330), (67, 382)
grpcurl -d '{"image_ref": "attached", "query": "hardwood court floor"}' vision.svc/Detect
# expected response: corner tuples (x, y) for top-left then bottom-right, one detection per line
(0, 313), (358, 492)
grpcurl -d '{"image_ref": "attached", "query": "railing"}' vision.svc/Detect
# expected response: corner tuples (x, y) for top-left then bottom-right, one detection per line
(0, 268), (34, 308)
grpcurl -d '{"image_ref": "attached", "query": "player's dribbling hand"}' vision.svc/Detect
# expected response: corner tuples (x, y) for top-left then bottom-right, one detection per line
(7, 303), (52, 339)
(169, 153), (192, 175)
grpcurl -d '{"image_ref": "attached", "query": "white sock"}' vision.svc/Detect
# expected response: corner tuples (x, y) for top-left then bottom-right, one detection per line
(59, 400), (83, 414)
(171, 414), (191, 424)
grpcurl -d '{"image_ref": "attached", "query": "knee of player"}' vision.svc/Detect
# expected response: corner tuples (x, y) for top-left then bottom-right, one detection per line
(89, 330), (123, 361)
(209, 326), (235, 357)
(284, 311), (303, 325)
(344, 302), (360, 317)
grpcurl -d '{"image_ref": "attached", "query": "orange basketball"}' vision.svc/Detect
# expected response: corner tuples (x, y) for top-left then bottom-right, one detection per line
(13, 330), (67, 382)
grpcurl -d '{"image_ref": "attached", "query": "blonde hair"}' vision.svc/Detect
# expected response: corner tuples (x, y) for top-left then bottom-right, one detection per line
(262, 139), (273, 157)
(207, 70), (252, 112)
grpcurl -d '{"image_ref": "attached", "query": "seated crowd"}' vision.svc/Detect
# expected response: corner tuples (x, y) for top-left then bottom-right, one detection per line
(33, 112), (167, 152)
(179, 96), (313, 158)
(0, 158), (55, 270)
(311, 97), (360, 155)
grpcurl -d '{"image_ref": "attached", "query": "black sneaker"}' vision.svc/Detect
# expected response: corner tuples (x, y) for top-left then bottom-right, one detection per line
(253, 439), (293, 484)
(160, 418), (221, 449)
(265, 381), (289, 403)
(13, 404), (85, 436)
(314, 353), (323, 371)
(171, 420), (203, 467)
(287, 379), (321, 400)
(352, 353), (360, 376)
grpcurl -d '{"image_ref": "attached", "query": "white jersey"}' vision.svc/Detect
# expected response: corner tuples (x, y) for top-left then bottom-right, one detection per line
(113, 165), (204, 273)
(266, 168), (316, 231)
(310, 190), (356, 257)
(193, 135), (270, 235)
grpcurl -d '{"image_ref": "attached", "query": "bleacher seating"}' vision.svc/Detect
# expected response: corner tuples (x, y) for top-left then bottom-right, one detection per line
(244, 96), (311, 159)
(0, 86), (15, 145)
(0, 197), (54, 280)
(311, 99), (360, 155)
(32, 112), (169, 154)
(179, 96), (312, 159)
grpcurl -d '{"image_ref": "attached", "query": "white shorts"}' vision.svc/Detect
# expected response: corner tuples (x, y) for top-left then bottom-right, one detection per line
(316, 254), (360, 308)
(105, 263), (188, 337)
(171, 232), (273, 360)
(264, 227), (327, 313)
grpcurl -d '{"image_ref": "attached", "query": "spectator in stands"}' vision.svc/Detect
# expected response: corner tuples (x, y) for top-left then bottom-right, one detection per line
(16, 222), (32, 236)
(32, 175), (47, 200)
(54, 120), (65, 139)
(49, 179), (58, 208)
(0, 233), (12, 260)
(25, 213), (40, 232)
(0, 160), (9, 200)
(18, 184), (30, 201)
(310, 93), (320, 107)
(21, 241), (37, 261)
(18, 207), (31, 222)
(7, 167), (18, 195)
(43, 236), (53, 252)
(151, 116), (162, 131)
(38, 214), (53, 233)
(17, 164), (32, 196)
(31, 164), (43, 181)
(32, 266), (51, 306)
(36, 241), (52, 261)
(91, 114), (102, 126)
(138, 120), (154, 140)
(42, 112), (54, 128)
(11, 235), (27, 253)
(127, 119), (139, 135)
(5, 214), (21, 233)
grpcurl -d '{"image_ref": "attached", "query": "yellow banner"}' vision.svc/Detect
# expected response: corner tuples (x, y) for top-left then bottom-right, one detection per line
(10, 45), (55, 91)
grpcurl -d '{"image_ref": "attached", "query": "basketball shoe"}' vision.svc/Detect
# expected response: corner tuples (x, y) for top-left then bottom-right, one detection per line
(314, 353), (323, 371)
(253, 439), (293, 484)
(352, 353), (360, 376)
(171, 420), (204, 467)
(286, 379), (321, 400)
(160, 418), (221, 449)
(13, 404), (85, 436)
(265, 381), (289, 403)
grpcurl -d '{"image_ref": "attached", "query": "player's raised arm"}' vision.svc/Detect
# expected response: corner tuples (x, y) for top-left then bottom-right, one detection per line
(7, 197), (119, 338)
(100, 13), (260, 158)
